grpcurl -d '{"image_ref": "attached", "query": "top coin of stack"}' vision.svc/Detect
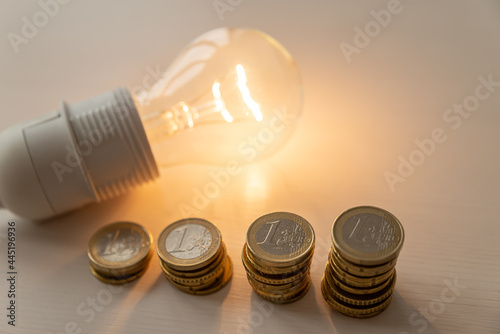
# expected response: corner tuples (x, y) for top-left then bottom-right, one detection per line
(321, 206), (404, 318)
(242, 212), (315, 304)
(88, 222), (153, 285)
(157, 218), (233, 295)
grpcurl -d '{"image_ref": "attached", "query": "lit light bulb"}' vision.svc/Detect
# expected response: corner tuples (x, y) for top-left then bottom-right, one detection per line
(136, 28), (302, 166)
(0, 28), (302, 220)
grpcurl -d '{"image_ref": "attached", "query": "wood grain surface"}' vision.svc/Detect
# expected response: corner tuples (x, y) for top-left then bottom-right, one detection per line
(0, 1), (499, 333)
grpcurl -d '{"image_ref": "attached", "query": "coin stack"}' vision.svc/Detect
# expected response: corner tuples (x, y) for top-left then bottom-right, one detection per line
(242, 212), (315, 304)
(156, 218), (233, 295)
(321, 206), (404, 318)
(88, 222), (153, 285)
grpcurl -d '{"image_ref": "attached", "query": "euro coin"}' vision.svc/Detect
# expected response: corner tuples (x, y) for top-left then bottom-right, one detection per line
(88, 222), (153, 284)
(157, 218), (232, 295)
(322, 206), (405, 318)
(247, 212), (315, 268)
(157, 218), (222, 272)
(332, 206), (404, 267)
(321, 278), (393, 318)
(243, 212), (315, 304)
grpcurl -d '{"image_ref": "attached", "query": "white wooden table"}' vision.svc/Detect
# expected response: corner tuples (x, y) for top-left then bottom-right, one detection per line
(1, 1), (499, 333)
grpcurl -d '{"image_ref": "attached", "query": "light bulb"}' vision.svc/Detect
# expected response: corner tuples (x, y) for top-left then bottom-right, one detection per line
(0, 28), (302, 220)
(136, 28), (302, 166)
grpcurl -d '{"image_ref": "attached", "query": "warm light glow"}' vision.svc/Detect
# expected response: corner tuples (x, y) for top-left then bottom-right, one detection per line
(212, 81), (222, 99)
(236, 64), (263, 122)
(220, 109), (233, 123)
(182, 104), (194, 128)
(212, 81), (233, 123)
(162, 111), (178, 133)
(136, 28), (302, 167)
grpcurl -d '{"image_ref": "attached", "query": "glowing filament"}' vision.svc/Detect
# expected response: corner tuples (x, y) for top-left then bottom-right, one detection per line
(236, 64), (263, 122)
(182, 104), (194, 128)
(212, 81), (233, 123)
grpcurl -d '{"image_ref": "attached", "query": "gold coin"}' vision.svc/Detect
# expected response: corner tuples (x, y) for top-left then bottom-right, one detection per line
(248, 273), (310, 296)
(245, 272), (307, 292)
(323, 267), (396, 306)
(246, 212), (315, 268)
(161, 254), (226, 286)
(328, 258), (395, 288)
(246, 243), (314, 276)
(330, 247), (397, 277)
(252, 280), (308, 300)
(256, 278), (311, 304)
(175, 257), (233, 296)
(88, 222), (153, 282)
(241, 245), (311, 285)
(162, 257), (228, 291)
(332, 206), (404, 266)
(324, 263), (395, 295)
(157, 218), (222, 272)
(89, 253), (151, 279)
(89, 263), (148, 285)
(328, 254), (395, 285)
(162, 243), (226, 278)
(321, 278), (393, 318)
(244, 243), (313, 277)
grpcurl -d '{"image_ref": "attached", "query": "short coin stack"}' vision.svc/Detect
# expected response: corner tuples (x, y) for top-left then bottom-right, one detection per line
(322, 206), (404, 318)
(88, 222), (153, 285)
(157, 218), (232, 295)
(242, 212), (315, 304)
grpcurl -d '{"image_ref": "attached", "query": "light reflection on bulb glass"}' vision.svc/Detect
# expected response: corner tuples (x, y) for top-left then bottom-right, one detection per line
(134, 28), (303, 167)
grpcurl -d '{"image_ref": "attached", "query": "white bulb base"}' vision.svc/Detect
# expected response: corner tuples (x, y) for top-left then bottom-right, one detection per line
(0, 88), (159, 220)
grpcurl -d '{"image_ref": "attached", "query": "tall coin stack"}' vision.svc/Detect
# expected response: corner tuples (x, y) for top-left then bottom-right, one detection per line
(242, 212), (315, 304)
(321, 206), (404, 318)
(157, 218), (233, 295)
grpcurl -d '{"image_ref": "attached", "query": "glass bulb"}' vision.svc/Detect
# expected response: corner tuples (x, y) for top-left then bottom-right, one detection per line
(134, 28), (303, 167)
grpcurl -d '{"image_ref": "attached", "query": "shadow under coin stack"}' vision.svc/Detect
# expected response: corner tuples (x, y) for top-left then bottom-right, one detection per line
(242, 212), (315, 304)
(157, 218), (233, 295)
(322, 206), (405, 318)
(88, 222), (153, 285)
